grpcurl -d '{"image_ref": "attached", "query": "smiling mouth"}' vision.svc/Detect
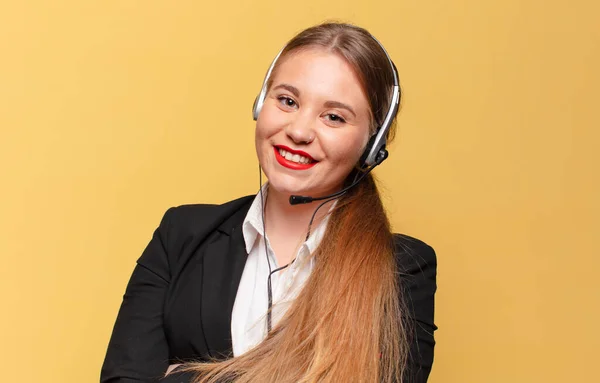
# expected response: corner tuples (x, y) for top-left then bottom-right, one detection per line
(276, 147), (314, 164)
(273, 145), (318, 170)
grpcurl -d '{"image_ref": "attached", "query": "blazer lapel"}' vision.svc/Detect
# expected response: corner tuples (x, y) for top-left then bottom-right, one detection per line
(200, 217), (248, 358)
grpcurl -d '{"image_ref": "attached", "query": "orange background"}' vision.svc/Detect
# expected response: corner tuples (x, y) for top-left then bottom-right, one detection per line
(1, 1), (598, 382)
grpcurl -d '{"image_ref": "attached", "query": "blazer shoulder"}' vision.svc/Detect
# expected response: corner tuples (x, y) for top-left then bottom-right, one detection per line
(166, 195), (255, 231)
(157, 195), (254, 260)
(392, 233), (437, 274)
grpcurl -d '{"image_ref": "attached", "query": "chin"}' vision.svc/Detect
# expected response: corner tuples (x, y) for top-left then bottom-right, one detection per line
(268, 176), (337, 200)
(266, 176), (305, 196)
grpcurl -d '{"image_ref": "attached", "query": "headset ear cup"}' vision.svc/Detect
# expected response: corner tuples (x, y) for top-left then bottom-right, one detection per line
(376, 148), (389, 164)
(358, 134), (378, 168)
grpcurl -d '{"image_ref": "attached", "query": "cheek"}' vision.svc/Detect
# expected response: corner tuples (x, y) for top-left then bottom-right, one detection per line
(256, 104), (283, 138)
(255, 114), (274, 150)
(254, 123), (268, 166)
(255, 107), (282, 161)
(324, 131), (369, 166)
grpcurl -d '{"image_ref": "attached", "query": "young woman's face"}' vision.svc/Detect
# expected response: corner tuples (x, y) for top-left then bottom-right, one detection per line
(255, 48), (372, 198)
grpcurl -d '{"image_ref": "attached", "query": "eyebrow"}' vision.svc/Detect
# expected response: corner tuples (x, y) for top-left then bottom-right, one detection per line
(272, 83), (357, 118)
(323, 100), (356, 118)
(273, 83), (300, 97)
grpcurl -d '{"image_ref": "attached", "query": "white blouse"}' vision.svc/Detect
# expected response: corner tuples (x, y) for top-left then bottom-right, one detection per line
(230, 185), (330, 357)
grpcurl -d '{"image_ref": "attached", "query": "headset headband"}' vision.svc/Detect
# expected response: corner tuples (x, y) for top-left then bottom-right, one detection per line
(252, 34), (399, 168)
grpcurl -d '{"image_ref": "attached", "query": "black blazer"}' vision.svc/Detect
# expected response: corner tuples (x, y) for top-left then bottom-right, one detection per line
(101, 195), (437, 383)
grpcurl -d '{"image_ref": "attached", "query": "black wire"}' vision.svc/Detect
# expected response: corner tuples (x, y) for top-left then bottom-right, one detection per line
(304, 196), (339, 241)
(266, 263), (291, 333)
(258, 165), (274, 332)
(259, 167), (295, 332)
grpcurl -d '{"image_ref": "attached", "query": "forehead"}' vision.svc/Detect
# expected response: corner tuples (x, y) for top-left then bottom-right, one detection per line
(270, 48), (369, 107)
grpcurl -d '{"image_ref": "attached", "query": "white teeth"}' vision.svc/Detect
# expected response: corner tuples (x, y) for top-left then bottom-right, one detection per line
(278, 148), (312, 165)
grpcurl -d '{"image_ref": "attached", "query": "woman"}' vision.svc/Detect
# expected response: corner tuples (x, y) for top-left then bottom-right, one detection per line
(101, 22), (437, 383)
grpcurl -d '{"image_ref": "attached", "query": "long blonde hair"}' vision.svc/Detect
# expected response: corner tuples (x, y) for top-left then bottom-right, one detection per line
(182, 22), (407, 382)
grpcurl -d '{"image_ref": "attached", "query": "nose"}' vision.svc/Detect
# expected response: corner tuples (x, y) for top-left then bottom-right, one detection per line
(284, 113), (316, 145)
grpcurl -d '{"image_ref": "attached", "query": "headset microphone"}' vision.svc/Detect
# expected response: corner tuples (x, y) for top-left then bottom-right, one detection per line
(289, 148), (388, 205)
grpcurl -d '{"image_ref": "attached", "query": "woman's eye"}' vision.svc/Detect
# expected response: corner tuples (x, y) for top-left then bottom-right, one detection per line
(277, 96), (297, 109)
(325, 114), (346, 124)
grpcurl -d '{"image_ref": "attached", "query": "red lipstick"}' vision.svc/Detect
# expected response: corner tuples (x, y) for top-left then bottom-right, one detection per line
(274, 145), (317, 170)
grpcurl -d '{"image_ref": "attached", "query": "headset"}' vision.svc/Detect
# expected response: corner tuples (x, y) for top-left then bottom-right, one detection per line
(252, 35), (400, 170)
